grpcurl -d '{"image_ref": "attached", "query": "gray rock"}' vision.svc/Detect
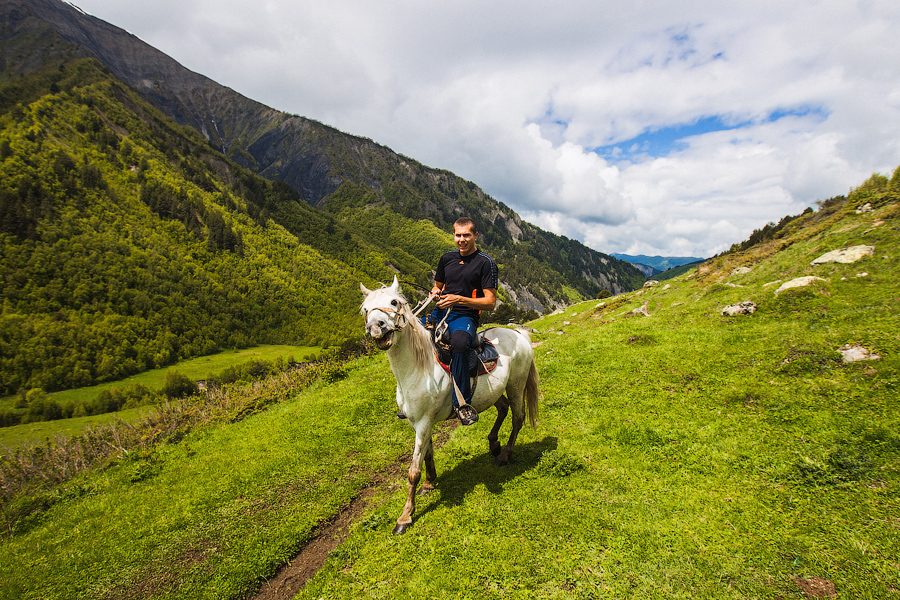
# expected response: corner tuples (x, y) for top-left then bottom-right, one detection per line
(811, 245), (875, 265)
(722, 302), (757, 316)
(838, 344), (880, 363)
(775, 276), (826, 294)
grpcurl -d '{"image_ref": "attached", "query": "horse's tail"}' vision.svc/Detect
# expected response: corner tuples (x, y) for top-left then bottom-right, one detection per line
(524, 357), (540, 428)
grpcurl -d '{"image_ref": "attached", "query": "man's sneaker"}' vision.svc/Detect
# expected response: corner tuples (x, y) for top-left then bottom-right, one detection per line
(457, 404), (479, 426)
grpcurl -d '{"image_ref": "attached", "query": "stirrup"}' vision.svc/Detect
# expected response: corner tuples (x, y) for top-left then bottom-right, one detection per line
(457, 404), (478, 426)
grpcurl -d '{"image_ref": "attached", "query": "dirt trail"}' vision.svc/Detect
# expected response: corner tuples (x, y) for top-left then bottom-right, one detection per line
(249, 420), (458, 599)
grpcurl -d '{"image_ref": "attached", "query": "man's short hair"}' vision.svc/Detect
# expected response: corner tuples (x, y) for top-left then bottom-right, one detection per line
(454, 217), (477, 233)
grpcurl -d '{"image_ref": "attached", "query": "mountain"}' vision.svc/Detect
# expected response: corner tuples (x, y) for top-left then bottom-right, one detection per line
(12, 0), (645, 306)
(652, 260), (706, 281)
(0, 58), (384, 393)
(0, 0), (645, 394)
(611, 253), (706, 276)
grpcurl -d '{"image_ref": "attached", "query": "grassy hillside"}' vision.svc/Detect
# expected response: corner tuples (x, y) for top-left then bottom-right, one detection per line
(0, 344), (318, 446)
(1, 168), (897, 598)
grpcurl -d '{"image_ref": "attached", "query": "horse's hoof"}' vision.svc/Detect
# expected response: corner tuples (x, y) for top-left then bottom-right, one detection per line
(495, 454), (510, 467)
(417, 486), (434, 496)
(489, 443), (501, 457)
(392, 522), (411, 535)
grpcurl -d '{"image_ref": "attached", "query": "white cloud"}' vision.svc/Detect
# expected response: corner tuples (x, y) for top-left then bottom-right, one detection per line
(73, 0), (900, 256)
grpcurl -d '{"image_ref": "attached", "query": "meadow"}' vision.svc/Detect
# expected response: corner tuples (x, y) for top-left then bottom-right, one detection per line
(0, 345), (319, 450)
(0, 192), (898, 599)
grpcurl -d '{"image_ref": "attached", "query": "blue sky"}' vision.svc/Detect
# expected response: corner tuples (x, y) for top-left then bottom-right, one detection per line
(595, 116), (748, 162)
(73, 0), (900, 256)
(594, 107), (830, 163)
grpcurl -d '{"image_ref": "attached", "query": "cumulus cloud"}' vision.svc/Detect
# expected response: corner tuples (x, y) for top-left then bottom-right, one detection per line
(75, 0), (900, 256)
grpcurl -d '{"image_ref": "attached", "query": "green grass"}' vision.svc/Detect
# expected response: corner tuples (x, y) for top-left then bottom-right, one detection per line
(15, 344), (319, 408)
(0, 355), (407, 599)
(300, 290), (898, 598)
(0, 405), (157, 449)
(1, 196), (898, 599)
(0, 345), (319, 449)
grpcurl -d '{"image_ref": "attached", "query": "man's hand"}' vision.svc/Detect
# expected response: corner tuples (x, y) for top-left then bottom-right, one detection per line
(436, 293), (461, 310)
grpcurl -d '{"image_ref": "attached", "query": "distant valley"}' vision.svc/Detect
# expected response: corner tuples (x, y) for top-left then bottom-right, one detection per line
(611, 253), (706, 277)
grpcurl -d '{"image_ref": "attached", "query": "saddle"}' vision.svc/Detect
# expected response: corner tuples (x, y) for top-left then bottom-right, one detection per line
(426, 319), (500, 378)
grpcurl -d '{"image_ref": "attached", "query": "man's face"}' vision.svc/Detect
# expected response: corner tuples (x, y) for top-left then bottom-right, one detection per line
(454, 224), (478, 256)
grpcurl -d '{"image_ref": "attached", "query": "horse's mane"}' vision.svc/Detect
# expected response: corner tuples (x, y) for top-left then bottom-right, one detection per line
(400, 300), (437, 373)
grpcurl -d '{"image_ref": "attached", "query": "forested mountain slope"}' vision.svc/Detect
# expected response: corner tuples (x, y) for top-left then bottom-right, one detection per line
(0, 57), (398, 394)
(0, 0), (645, 396)
(11, 0), (645, 307)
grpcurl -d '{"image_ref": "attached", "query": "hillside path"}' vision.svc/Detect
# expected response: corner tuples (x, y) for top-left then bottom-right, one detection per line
(249, 420), (458, 599)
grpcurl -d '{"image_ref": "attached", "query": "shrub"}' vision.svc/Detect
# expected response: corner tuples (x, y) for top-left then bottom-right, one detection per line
(162, 370), (199, 399)
(22, 389), (66, 423)
(0, 408), (21, 427)
(322, 366), (348, 384)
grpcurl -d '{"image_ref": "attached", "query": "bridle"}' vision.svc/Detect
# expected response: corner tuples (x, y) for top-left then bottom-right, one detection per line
(364, 295), (434, 335)
(364, 302), (409, 334)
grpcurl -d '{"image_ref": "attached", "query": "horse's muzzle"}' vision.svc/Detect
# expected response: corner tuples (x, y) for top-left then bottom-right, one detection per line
(371, 331), (393, 350)
(366, 324), (394, 350)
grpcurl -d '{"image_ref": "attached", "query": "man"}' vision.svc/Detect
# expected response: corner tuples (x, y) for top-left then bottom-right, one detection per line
(425, 217), (498, 425)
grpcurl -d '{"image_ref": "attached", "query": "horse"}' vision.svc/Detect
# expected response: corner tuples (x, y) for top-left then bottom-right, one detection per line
(360, 276), (540, 534)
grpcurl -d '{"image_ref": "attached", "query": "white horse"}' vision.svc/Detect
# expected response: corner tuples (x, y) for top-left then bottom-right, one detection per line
(360, 277), (540, 534)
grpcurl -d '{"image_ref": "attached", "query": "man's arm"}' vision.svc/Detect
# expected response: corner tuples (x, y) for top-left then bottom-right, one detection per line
(436, 287), (497, 311)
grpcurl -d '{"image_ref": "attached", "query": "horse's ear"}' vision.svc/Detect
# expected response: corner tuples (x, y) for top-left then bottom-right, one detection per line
(360, 282), (372, 296)
(390, 276), (400, 292)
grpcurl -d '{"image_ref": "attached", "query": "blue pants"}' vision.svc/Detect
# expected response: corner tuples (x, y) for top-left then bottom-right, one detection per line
(422, 309), (476, 408)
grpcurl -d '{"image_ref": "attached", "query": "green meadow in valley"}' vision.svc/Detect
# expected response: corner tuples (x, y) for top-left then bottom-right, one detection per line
(0, 345), (319, 449)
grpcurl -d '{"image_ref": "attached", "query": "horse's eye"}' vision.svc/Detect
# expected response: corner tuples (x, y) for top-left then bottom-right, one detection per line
(391, 299), (398, 307)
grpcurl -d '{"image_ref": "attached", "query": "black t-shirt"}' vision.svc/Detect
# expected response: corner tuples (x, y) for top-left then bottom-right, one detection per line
(435, 248), (498, 320)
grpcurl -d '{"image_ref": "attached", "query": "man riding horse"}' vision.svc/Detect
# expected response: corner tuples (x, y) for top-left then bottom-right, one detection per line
(422, 217), (498, 426)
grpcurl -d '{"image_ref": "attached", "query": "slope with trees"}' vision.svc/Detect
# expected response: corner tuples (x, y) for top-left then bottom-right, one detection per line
(15, 0), (645, 309)
(0, 57), (379, 394)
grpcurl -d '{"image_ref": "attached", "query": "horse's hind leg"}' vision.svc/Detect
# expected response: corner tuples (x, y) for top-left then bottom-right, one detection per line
(495, 389), (526, 467)
(488, 395), (509, 457)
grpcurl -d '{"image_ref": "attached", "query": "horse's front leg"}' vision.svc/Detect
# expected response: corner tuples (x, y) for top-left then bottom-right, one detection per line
(393, 427), (431, 535)
(419, 435), (436, 494)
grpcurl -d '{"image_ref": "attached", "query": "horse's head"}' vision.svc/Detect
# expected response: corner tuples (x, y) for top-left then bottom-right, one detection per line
(360, 276), (409, 350)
